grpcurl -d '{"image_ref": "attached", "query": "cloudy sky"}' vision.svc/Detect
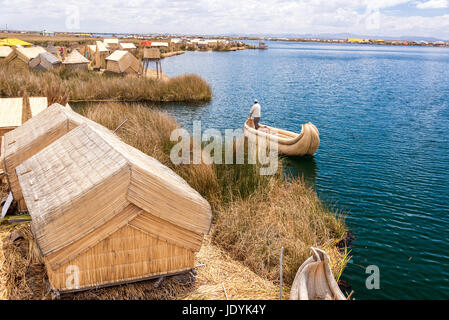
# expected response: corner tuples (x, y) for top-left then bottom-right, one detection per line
(1, 0), (449, 38)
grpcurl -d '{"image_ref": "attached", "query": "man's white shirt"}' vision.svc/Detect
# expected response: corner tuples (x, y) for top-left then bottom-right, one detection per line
(250, 103), (261, 117)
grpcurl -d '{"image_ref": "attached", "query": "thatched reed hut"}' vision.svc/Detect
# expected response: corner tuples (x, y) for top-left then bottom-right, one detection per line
(105, 50), (142, 75)
(143, 47), (161, 59)
(1, 103), (100, 212)
(62, 50), (90, 70)
(1, 46), (46, 71)
(87, 42), (109, 69)
(87, 41), (109, 58)
(15, 46), (47, 63)
(29, 52), (61, 71)
(17, 123), (212, 293)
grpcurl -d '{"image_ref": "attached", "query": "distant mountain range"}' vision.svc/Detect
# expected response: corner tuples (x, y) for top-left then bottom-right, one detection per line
(224, 33), (447, 42)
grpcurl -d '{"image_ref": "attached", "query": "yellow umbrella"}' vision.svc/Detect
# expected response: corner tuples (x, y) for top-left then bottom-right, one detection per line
(0, 38), (33, 46)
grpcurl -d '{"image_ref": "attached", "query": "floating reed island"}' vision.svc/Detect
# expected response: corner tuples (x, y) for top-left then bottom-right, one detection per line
(0, 102), (349, 299)
(0, 64), (212, 103)
(0, 39), (211, 103)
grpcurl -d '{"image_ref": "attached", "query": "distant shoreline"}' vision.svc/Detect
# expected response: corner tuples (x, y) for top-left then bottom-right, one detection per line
(2, 30), (447, 48)
(258, 38), (449, 48)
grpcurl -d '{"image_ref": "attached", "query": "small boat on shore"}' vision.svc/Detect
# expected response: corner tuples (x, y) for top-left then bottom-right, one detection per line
(244, 119), (320, 156)
(290, 247), (346, 300)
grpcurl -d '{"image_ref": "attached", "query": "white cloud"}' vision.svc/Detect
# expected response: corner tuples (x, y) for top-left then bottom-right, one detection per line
(1, 0), (448, 39)
(416, 0), (449, 8)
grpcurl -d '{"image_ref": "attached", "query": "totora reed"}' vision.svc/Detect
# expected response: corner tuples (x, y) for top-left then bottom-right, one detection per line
(0, 64), (212, 103)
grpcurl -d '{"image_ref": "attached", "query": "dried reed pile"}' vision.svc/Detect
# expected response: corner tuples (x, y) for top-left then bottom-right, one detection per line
(0, 224), (47, 300)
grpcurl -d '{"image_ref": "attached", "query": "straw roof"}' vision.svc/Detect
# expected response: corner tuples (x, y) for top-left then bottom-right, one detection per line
(2, 103), (111, 212)
(150, 42), (169, 47)
(0, 46), (12, 58)
(39, 52), (60, 65)
(119, 42), (137, 50)
(106, 50), (128, 62)
(95, 41), (109, 52)
(29, 52), (61, 70)
(62, 50), (90, 64)
(104, 38), (119, 45)
(0, 97), (48, 130)
(18, 123), (211, 254)
(15, 46), (47, 62)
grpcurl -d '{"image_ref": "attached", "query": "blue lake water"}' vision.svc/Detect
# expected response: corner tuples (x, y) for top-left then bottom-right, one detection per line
(159, 41), (449, 299)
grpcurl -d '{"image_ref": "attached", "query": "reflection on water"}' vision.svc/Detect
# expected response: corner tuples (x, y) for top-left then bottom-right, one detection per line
(282, 156), (318, 188)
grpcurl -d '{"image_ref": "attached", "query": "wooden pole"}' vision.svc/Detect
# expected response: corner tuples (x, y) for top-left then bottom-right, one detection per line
(159, 60), (162, 79)
(95, 44), (100, 69)
(280, 246), (284, 300)
(21, 91), (32, 124)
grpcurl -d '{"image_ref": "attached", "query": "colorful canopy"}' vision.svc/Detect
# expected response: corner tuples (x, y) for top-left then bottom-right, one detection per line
(0, 38), (33, 46)
(140, 40), (152, 46)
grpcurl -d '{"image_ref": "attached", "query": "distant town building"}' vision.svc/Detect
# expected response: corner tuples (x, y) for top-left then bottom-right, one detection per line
(40, 30), (55, 36)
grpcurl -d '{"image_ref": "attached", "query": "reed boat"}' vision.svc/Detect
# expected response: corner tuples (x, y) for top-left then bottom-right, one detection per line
(244, 119), (320, 156)
(290, 247), (346, 300)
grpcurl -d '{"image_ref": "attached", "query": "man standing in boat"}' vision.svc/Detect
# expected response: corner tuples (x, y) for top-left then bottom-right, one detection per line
(249, 99), (262, 130)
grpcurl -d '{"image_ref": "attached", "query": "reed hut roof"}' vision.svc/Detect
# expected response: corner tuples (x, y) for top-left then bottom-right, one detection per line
(39, 52), (60, 64)
(14, 46), (47, 63)
(0, 97), (48, 130)
(150, 42), (169, 47)
(2, 103), (112, 211)
(106, 50), (128, 61)
(17, 123), (212, 258)
(119, 42), (137, 50)
(62, 50), (90, 64)
(29, 52), (61, 70)
(0, 46), (13, 58)
(95, 41), (109, 52)
(104, 38), (119, 45)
